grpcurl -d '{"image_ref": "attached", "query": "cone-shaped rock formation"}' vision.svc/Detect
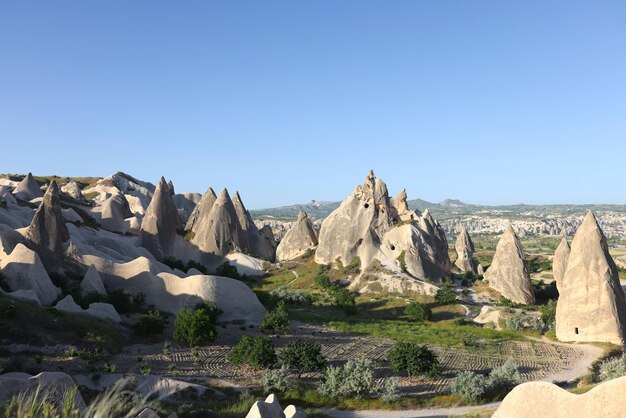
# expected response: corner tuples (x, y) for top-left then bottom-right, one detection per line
(484, 226), (535, 304)
(552, 237), (570, 292)
(555, 211), (626, 345)
(185, 187), (217, 232)
(233, 191), (276, 261)
(454, 227), (478, 274)
(139, 177), (181, 260)
(276, 211), (318, 261)
(12, 172), (43, 201)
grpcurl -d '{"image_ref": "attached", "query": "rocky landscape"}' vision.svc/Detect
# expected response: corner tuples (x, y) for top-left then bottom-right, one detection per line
(1, 170), (626, 418)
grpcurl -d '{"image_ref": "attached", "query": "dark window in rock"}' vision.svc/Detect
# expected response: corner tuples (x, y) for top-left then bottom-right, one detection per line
(575, 327), (579, 335)
(364, 203), (369, 209)
(390, 245), (395, 251)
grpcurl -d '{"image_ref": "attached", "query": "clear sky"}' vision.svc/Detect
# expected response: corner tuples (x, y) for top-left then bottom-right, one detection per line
(1, 1), (625, 208)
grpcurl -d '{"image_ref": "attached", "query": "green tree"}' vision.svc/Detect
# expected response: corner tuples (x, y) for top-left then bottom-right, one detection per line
(173, 302), (220, 346)
(279, 339), (327, 377)
(133, 311), (167, 337)
(434, 287), (457, 305)
(261, 301), (290, 332)
(215, 262), (240, 279)
(404, 302), (432, 322)
(227, 336), (277, 369)
(387, 341), (439, 379)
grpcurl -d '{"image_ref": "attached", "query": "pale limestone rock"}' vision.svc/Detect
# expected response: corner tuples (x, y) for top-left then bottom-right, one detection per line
(12, 173), (42, 200)
(284, 405), (306, 418)
(185, 187), (217, 232)
(233, 191), (276, 261)
(139, 177), (181, 260)
(60, 180), (82, 200)
(556, 211), (626, 345)
(276, 211), (318, 261)
(552, 238), (570, 293)
(54, 295), (121, 323)
(245, 394), (307, 418)
(99, 191), (133, 233)
(80, 265), (107, 296)
(0, 243), (60, 305)
(172, 192), (201, 225)
(492, 375), (626, 418)
(484, 226), (535, 304)
(137, 409), (160, 418)
(454, 227), (478, 274)
(0, 372), (85, 408)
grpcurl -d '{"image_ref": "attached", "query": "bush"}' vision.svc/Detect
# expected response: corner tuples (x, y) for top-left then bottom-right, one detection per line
(540, 300), (557, 330)
(343, 256), (361, 274)
(279, 339), (327, 377)
(319, 357), (374, 399)
(133, 311), (167, 337)
(450, 371), (488, 402)
(387, 341), (439, 379)
(331, 287), (358, 314)
(599, 356), (626, 381)
(380, 377), (400, 403)
(227, 336), (277, 369)
(106, 289), (134, 314)
(215, 262), (240, 279)
(314, 274), (332, 289)
(506, 312), (545, 332)
(173, 302), (220, 346)
(404, 302), (432, 322)
(260, 301), (290, 332)
(488, 359), (521, 392)
(262, 366), (291, 393)
(434, 287), (457, 305)
(269, 288), (311, 305)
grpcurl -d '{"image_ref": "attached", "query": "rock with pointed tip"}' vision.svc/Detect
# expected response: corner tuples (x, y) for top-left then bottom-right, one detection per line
(552, 238), (570, 292)
(80, 265), (107, 296)
(454, 227), (478, 274)
(60, 180), (83, 200)
(556, 211), (626, 345)
(276, 211), (318, 261)
(139, 177), (181, 260)
(233, 191), (276, 261)
(167, 180), (175, 195)
(25, 180), (70, 266)
(12, 173), (43, 200)
(484, 226), (535, 304)
(54, 295), (121, 323)
(245, 394), (285, 418)
(99, 191), (133, 233)
(185, 187), (217, 232)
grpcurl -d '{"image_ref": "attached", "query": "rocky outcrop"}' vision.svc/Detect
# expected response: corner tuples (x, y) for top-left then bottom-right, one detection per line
(0, 372), (86, 408)
(98, 191), (134, 233)
(233, 191), (276, 261)
(12, 173), (42, 201)
(552, 238), (570, 292)
(245, 394), (306, 418)
(167, 180), (175, 195)
(60, 181), (82, 200)
(191, 189), (245, 256)
(0, 243), (60, 305)
(492, 375), (626, 418)
(555, 211), (626, 345)
(80, 265), (107, 295)
(276, 211), (318, 261)
(484, 226), (535, 304)
(24, 180), (70, 267)
(139, 177), (181, 260)
(172, 192), (201, 225)
(454, 227), (478, 274)
(185, 187), (217, 232)
(54, 295), (121, 323)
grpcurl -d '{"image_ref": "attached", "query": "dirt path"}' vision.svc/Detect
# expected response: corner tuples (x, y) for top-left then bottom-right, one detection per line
(286, 269), (299, 286)
(528, 336), (604, 383)
(317, 402), (501, 417)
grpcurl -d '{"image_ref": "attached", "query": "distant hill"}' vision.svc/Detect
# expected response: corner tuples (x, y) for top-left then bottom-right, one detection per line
(249, 200), (341, 220)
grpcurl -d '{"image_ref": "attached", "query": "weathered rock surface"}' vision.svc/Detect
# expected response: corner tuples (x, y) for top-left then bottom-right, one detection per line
(139, 177), (181, 260)
(484, 226), (535, 304)
(185, 187), (217, 232)
(454, 227), (478, 274)
(245, 394), (306, 418)
(98, 191), (134, 233)
(233, 191), (276, 261)
(172, 192), (201, 225)
(25, 180), (69, 266)
(80, 264), (107, 295)
(492, 375), (626, 418)
(60, 180), (82, 200)
(556, 211), (626, 345)
(0, 372), (86, 408)
(0, 243), (60, 305)
(276, 211), (318, 261)
(54, 295), (121, 323)
(552, 237), (570, 292)
(12, 173), (42, 201)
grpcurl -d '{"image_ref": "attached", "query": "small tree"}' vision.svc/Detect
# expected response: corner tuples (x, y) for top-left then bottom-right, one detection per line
(279, 339), (327, 377)
(434, 287), (457, 305)
(331, 287), (358, 314)
(173, 302), (220, 346)
(215, 262), (240, 279)
(540, 300), (557, 330)
(387, 341), (439, 379)
(319, 357), (374, 399)
(404, 302), (432, 322)
(450, 371), (488, 402)
(227, 336), (277, 369)
(599, 357), (626, 381)
(262, 366), (291, 393)
(380, 377), (400, 403)
(314, 274), (332, 289)
(133, 311), (167, 337)
(261, 301), (290, 332)
(488, 359), (521, 392)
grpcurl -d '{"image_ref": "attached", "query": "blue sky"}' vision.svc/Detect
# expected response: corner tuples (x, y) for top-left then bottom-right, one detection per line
(1, 1), (625, 208)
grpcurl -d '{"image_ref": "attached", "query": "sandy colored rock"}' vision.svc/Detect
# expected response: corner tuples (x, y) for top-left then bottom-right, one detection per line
(552, 237), (570, 293)
(172, 192), (201, 225)
(139, 177), (181, 260)
(454, 227), (478, 274)
(54, 295), (121, 323)
(185, 187), (217, 232)
(233, 191), (276, 261)
(98, 191), (133, 233)
(60, 180), (82, 200)
(25, 180), (70, 266)
(245, 394), (307, 418)
(276, 211), (318, 261)
(484, 226), (535, 304)
(12, 173), (42, 201)
(556, 211), (626, 345)
(80, 264), (107, 295)
(0, 243), (60, 305)
(492, 375), (626, 418)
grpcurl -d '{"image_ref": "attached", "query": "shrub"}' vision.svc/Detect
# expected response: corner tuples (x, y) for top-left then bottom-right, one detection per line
(488, 359), (521, 392)
(260, 301), (290, 332)
(139, 363), (151, 375)
(434, 287), (457, 305)
(540, 300), (557, 330)
(102, 363), (117, 373)
(331, 287), (358, 314)
(173, 302), (220, 346)
(133, 311), (167, 337)
(279, 339), (326, 377)
(506, 312), (545, 332)
(262, 366), (291, 393)
(343, 256), (361, 274)
(599, 356), (626, 381)
(64, 346), (80, 358)
(269, 288), (312, 305)
(387, 341), (439, 379)
(106, 289), (134, 314)
(314, 274), (332, 289)
(319, 357), (374, 399)
(450, 371), (488, 402)
(227, 336), (277, 369)
(404, 302), (432, 322)
(162, 341), (171, 356)
(215, 262), (240, 279)
(380, 377), (401, 403)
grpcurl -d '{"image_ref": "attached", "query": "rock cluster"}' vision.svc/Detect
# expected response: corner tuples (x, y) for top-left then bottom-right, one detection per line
(555, 211), (626, 345)
(484, 226), (535, 304)
(139, 177), (181, 260)
(315, 171), (450, 282)
(275, 211), (318, 261)
(454, 227), (478, 274)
